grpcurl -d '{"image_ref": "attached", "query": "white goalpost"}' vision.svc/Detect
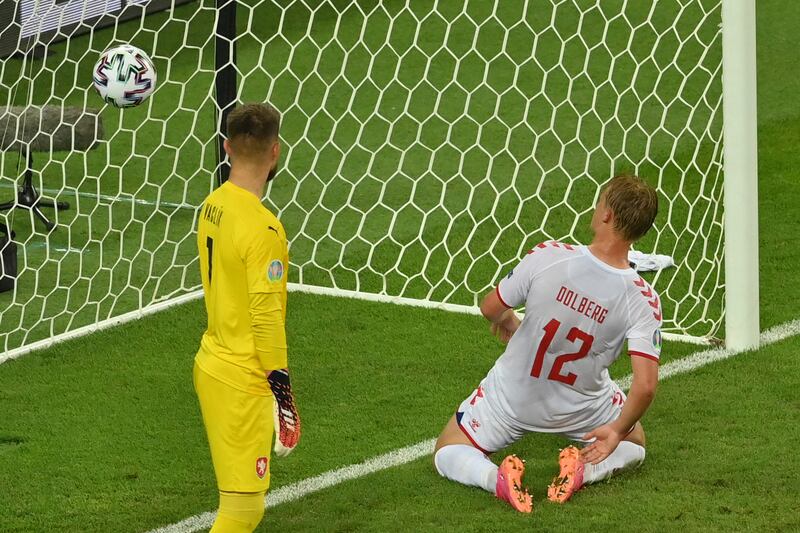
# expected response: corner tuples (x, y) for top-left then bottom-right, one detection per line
(0, 0), (759, 364)
(720, 0), (759, 350)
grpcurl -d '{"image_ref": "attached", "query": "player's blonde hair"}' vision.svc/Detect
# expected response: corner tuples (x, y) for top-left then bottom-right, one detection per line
(602, 175), (658, 242)
(227, 103), (281, 158)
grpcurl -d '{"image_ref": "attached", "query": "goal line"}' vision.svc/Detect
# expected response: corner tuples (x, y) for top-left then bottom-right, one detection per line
(0, 283), (711, 367)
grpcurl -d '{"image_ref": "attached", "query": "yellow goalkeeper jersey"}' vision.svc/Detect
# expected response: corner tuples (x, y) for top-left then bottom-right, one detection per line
(195, 180), (288, 396)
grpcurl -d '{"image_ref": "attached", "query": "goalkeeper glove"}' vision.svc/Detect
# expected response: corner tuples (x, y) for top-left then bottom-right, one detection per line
(267, 369), (301, 457)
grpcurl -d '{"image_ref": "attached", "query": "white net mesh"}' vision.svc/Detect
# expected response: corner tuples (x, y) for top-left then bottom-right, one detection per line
(1, 2), (218, 353)
(0, 0), (725, 357)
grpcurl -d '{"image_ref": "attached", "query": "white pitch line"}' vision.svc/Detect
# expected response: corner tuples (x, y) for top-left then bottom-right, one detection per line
(0, 290), (203, 366)
(0, 182), (195, 210)
(616, 318), (800, 390)
(147, 318), (800, 533)
(25, 242), (87, 254)
(146, 439), (436, 533)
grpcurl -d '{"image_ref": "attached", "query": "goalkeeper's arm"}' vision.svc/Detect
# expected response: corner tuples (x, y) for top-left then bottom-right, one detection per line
(250, 292), (301, 456)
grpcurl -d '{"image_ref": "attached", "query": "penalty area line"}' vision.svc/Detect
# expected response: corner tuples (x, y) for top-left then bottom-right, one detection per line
(146, 318), (800, 533)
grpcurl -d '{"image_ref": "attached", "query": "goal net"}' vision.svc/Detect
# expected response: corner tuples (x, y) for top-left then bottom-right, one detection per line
(0, 0), (729, 360)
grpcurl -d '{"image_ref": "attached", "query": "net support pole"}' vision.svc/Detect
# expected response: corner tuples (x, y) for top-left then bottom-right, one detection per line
(215, 0), (237, 186)
(721, 0), (759, 350)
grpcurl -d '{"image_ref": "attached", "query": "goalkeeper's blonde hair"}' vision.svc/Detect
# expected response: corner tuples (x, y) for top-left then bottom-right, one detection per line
(603, 175), (658, 242)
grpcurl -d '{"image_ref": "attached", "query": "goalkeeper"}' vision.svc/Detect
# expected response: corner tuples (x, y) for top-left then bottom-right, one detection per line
(194, 103), (300, 533)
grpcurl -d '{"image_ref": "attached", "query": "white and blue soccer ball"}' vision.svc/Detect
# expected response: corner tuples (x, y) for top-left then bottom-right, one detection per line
(92, 44), (156, 108)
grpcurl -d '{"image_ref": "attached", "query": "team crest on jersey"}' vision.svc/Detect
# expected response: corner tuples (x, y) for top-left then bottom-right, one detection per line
(470, 418), (481, 431)
(256, 456), (269, 479)
(652, 329), (663, 353)
(267, 260), (283, 282)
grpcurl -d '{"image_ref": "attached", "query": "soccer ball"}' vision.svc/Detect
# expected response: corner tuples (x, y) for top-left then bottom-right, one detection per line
(92, 44), (156, 108)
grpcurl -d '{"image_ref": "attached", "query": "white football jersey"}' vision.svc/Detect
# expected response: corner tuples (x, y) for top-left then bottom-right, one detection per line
(484, 242), (663, 434)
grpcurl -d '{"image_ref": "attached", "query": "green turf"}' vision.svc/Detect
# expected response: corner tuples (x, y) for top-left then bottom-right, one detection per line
(264, 334), (800, 533)
(0, 293), (728, 532)
(1, 0), (729, 356)
(0, 293), (797, 532)
(1, 0), (798, 531)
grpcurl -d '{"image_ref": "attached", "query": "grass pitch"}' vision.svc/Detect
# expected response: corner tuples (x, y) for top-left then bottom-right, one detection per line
(1, 0), (799, 531)
(0, 297), (798, 532)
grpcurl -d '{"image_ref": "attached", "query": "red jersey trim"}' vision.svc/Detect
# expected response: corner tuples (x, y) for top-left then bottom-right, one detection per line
(495, 285), (511, 308)
(629, 350), (660, 364)
(457, 420), (492, 455)
(633, 277), (662, 321)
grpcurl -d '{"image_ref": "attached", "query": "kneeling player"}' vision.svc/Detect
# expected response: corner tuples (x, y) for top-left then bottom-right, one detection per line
(194, 103), (301, 532)
(434, 175), (662, 512)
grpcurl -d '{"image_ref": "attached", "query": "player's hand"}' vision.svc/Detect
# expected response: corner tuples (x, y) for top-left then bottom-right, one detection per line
(267, 369), (301, 457)
(580, 424), (624, 465)
(491, 310), (520, 343)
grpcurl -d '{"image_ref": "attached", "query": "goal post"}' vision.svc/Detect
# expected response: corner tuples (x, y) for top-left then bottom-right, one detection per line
(214, 0), (237, 187)
(721, 0), (760, 351)
(0, 0), (760, 362)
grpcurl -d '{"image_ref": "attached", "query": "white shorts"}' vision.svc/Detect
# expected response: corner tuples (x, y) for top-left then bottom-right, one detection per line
(456, 383), (627, 453)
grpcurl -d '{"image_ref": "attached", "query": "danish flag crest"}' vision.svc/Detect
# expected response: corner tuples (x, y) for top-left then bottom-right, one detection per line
(256, 456), (269, 479)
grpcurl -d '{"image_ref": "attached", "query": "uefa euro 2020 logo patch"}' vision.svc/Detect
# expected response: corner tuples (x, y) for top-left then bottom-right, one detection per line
(652, 329), (663, 353)
(267, 260), (283, 283)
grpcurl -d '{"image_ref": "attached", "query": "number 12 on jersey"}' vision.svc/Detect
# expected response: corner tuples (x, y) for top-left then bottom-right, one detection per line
(531, 318), (594, 386)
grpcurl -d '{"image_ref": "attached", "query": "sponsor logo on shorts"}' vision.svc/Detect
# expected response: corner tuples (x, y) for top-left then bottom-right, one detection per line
(470, 418), (481, 431)
(652, 329), (663, 353)
(256, 456), (269, 479)
(267, 260), (283, 282)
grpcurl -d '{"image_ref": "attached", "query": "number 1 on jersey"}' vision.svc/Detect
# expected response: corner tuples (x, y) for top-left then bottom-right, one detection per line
(531, 318), (594, 386)
(206, 236), (214, 284)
